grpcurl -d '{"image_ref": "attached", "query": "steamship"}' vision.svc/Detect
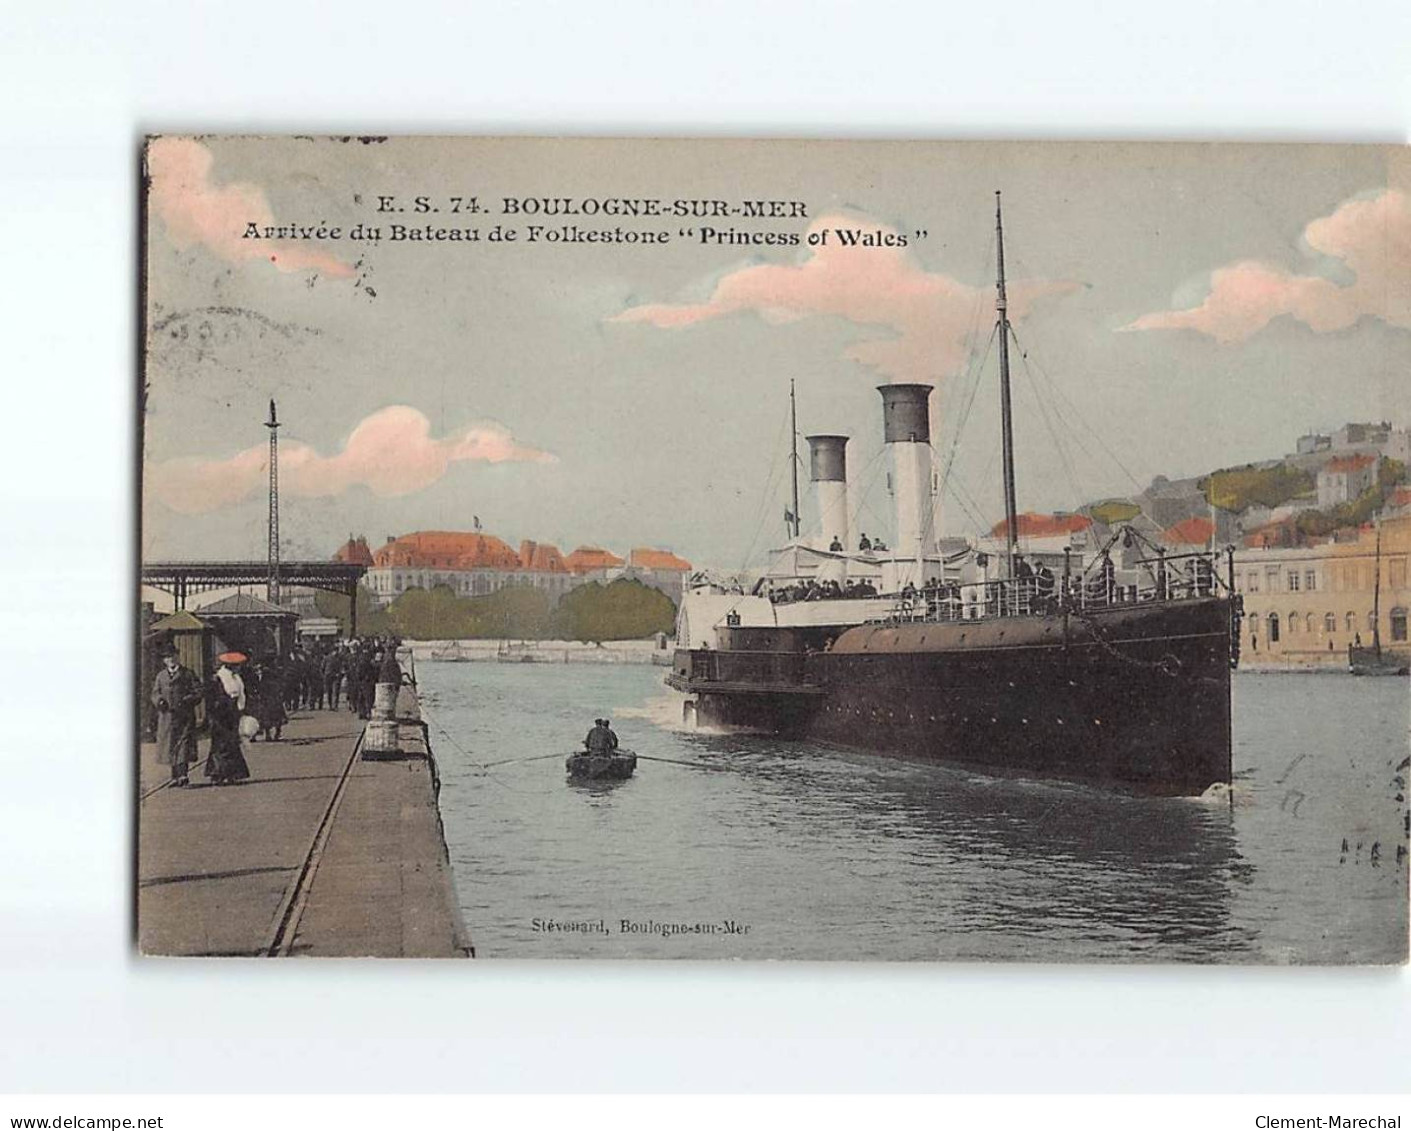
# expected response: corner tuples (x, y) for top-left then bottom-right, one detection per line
(665, 195), (1238, 797)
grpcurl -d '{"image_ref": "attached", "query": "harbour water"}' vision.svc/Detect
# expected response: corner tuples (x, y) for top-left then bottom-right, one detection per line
(421, 663), (1408, 962)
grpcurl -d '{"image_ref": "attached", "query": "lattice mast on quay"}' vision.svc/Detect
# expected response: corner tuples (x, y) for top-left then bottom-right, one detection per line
(265, 398), (281, 605)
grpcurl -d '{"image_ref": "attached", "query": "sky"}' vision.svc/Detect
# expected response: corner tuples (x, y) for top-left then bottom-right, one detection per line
(142, 137), (1410, 569)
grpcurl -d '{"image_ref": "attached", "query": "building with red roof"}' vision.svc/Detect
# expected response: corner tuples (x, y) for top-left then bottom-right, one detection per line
(518, 540), (569, 574)
(359, 532), (691, 607)
(989, 512), (1093, 541)
(365, 530), (572, 606)
(629, 548), (693, 572)
(564, 546), (626, 574)
(1162, 516), (1215, 548)
(372, 530), (522, 571)
(1386, 485), (1411, 518)
(626, 548), (694, 603)
(333, 534), (374, 567)
(1317, 453), (1377, 508)
(1244, 517), (1299, 549)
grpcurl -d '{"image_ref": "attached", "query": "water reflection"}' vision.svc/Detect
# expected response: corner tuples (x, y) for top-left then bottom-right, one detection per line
(423, 663), (1403, 962)
(674, 728), (1256, 959)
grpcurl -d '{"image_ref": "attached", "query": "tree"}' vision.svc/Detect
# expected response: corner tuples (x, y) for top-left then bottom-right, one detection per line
(383, 584), (554, 640)
(1204, 465), (1315, 511)
(550, 579), (677, 642)
(314, 584), (391, 637)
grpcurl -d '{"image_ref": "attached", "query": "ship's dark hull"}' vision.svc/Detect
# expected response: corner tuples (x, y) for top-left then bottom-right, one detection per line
(667, 598), (1233, 797)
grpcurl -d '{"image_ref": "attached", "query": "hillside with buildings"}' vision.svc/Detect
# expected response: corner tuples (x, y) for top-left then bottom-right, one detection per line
(988, 420), (1411, 672)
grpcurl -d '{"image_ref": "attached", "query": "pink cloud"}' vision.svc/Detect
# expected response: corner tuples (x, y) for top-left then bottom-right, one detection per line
(147, 137), (354, 278)
(610, 213), (1081, 381)
(1124, 189), (1411, 341)
(148, 406), (555, 515)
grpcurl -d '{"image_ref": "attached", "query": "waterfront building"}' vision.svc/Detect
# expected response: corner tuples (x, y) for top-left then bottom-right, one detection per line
(626, 548), (694, 603)
(563, 545), (626, 580)
(364, 530), (575, 607)
(1233, 515), (1411, 669)
(360, 531), (693, 608)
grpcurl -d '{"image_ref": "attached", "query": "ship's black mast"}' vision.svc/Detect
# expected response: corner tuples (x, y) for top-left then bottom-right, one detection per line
(995, 192), (1019, 576)
(789, 378), (801, 541)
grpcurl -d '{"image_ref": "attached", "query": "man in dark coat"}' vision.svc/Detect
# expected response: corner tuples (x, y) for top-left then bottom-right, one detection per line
(352, 646), (375, 720)
(151, 645), (202, 786)
(323, 647), (345, 710)
(584, 718), (612, 755)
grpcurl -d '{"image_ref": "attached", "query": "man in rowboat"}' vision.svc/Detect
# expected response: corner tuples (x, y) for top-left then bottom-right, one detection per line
(583, 718), (620, 756)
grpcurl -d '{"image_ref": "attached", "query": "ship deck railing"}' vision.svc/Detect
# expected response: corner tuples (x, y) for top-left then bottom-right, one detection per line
(850, 548), (1234, 626)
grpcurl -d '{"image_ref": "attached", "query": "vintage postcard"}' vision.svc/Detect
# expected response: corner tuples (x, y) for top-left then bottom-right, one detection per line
(138, 136), (1409, 961)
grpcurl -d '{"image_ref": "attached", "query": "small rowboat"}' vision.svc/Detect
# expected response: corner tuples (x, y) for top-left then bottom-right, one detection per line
(566, 748), (638, 780)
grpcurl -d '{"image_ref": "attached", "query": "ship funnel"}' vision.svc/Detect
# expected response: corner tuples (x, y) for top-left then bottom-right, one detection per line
(877, 384), (936, 565)
(807, 434), (849, 553)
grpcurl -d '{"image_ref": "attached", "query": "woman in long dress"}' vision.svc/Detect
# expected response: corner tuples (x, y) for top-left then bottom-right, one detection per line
(205, 654), (252, 785)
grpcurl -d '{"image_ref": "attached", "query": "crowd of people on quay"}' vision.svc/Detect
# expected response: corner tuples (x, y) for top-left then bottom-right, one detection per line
(149, 634), (404, 789)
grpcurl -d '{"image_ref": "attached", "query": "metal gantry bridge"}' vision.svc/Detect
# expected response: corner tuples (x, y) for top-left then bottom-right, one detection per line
(140, 561), (369, 633)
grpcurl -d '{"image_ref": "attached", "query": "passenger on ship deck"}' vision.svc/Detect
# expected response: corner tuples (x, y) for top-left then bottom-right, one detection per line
(1035, 562), (1056, 610)
(1087, 553), (1116, 604)
(1195, 555), (1214, 596)
(1013, 556), (1035, 607)
(829, 536), (843, 552)
(858, 533), (872, 551)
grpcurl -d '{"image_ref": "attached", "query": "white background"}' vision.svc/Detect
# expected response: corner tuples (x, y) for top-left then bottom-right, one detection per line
(0, 0), (1408, 1095)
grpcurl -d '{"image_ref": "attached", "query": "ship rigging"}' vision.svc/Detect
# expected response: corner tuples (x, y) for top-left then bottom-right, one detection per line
(666, 195), (1240, 796)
